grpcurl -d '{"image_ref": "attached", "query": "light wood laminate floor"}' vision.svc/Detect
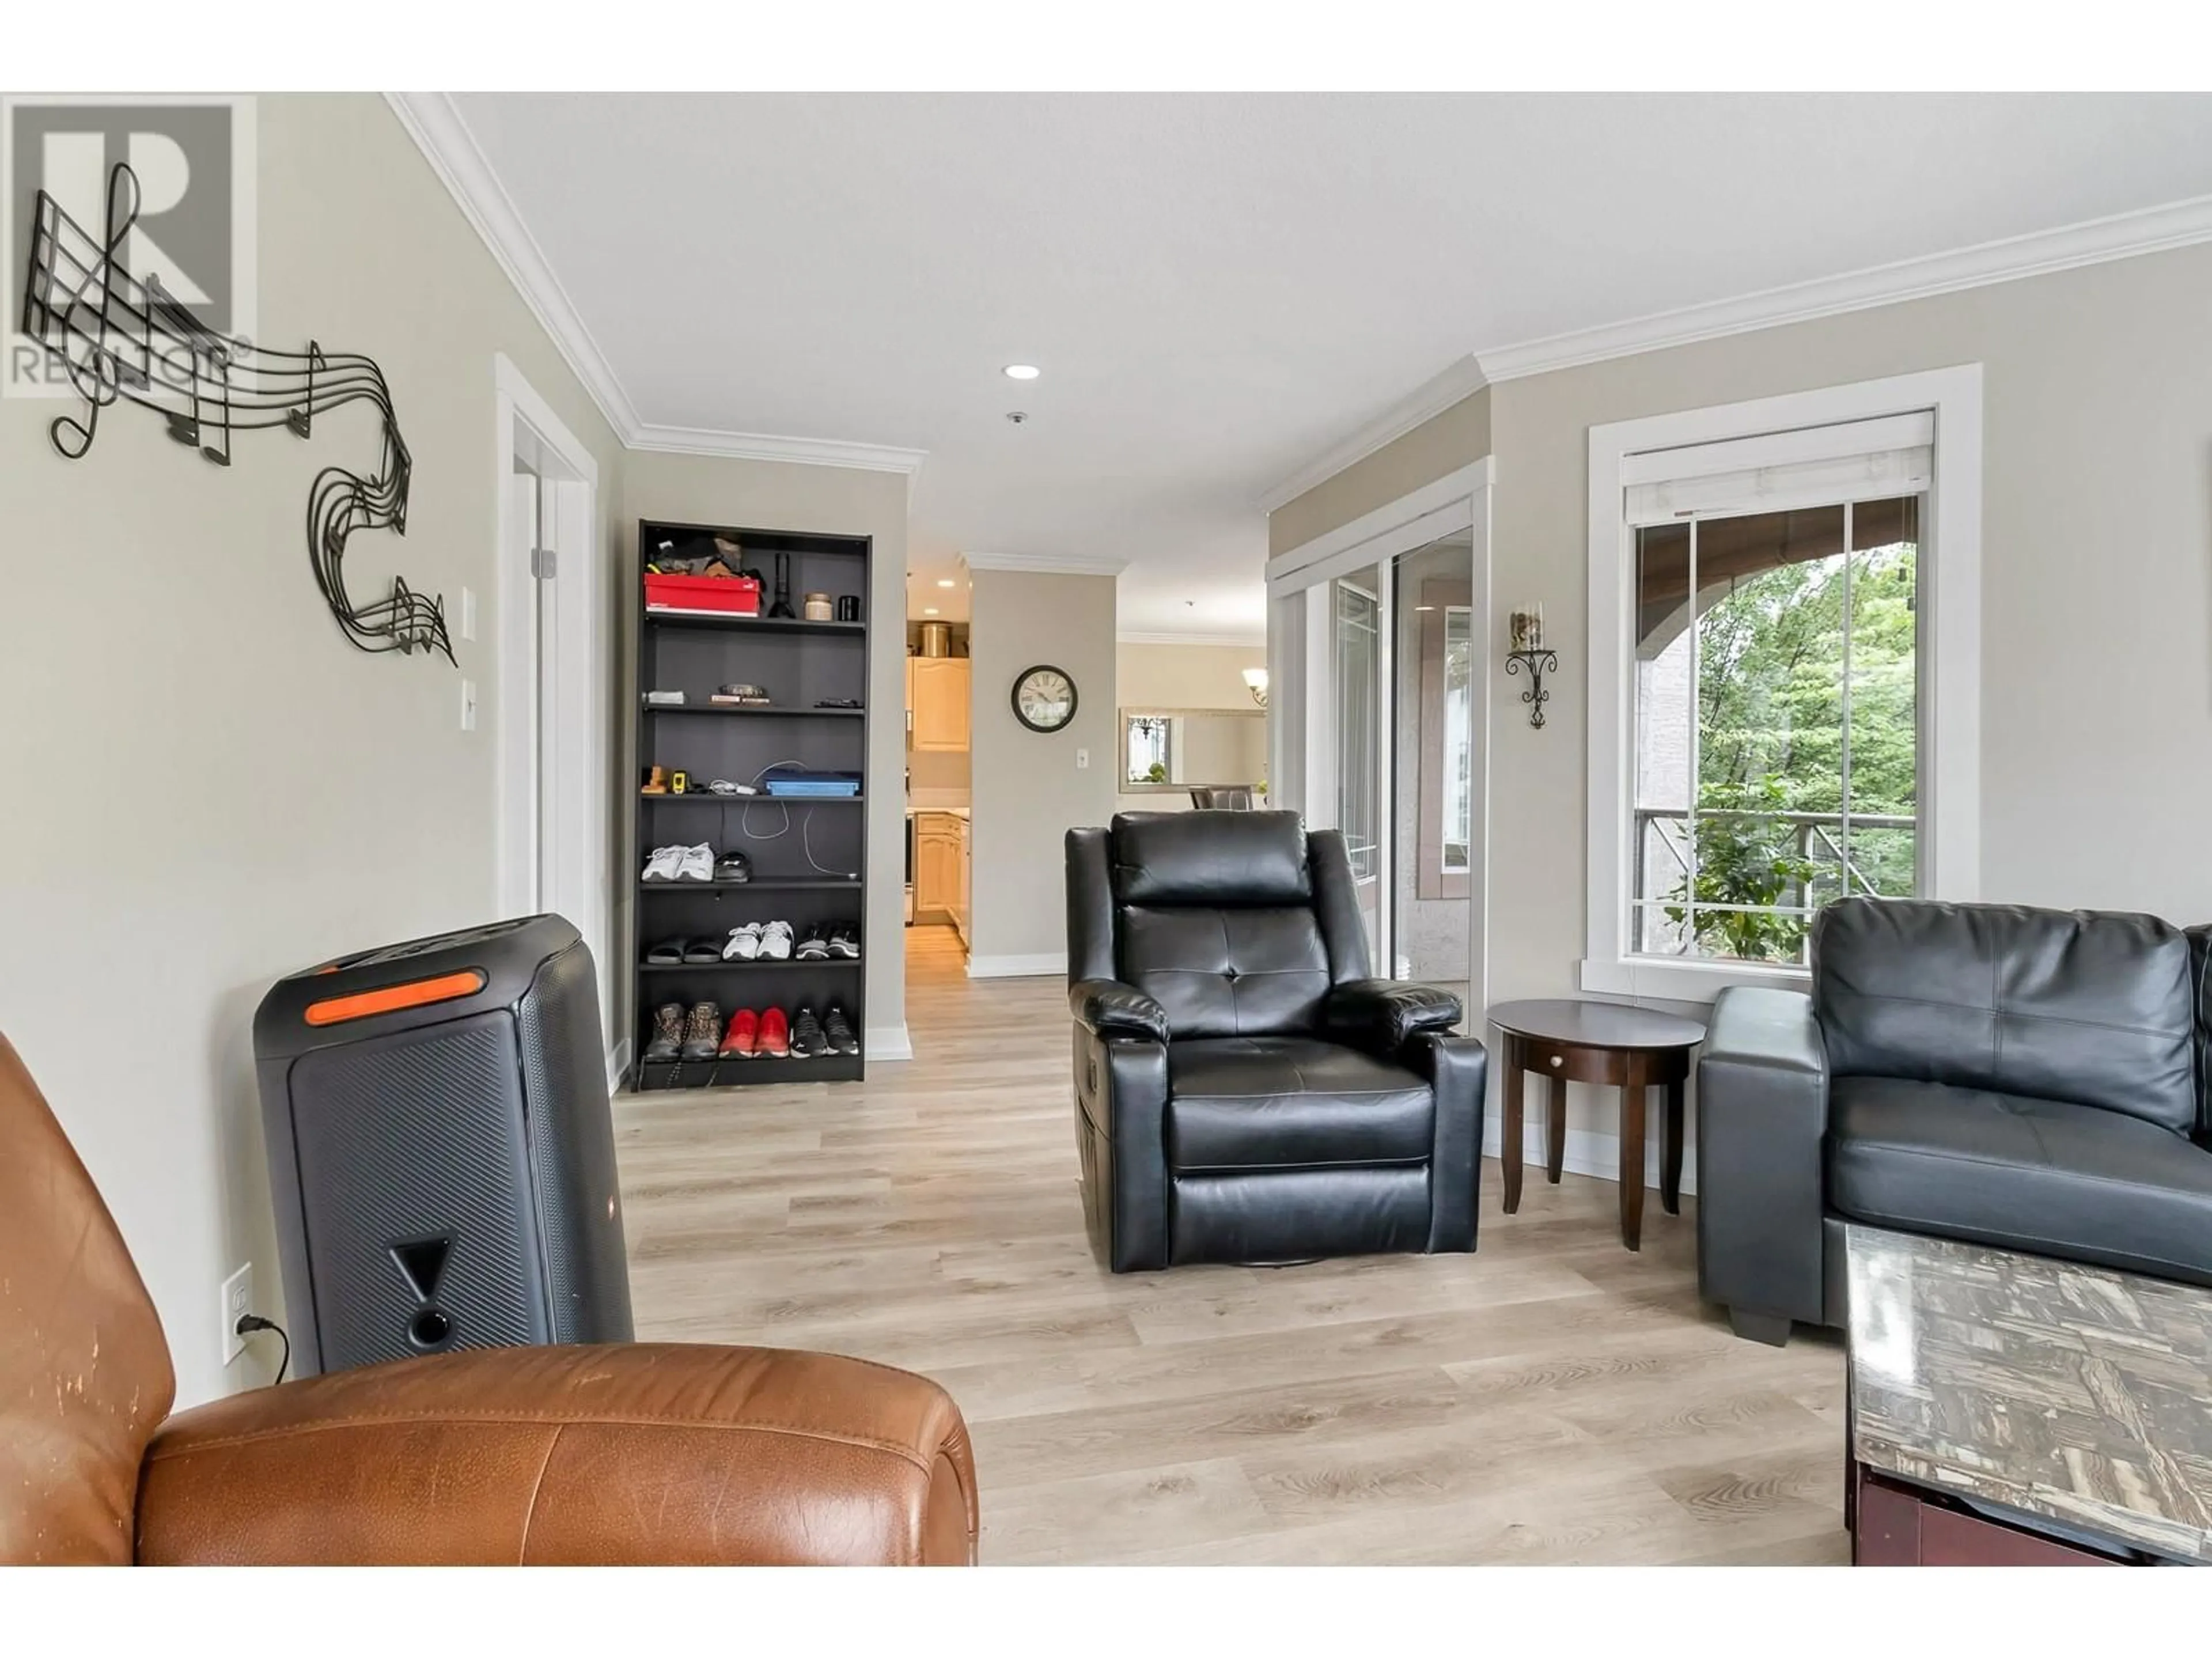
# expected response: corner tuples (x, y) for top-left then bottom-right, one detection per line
(612, 925), (1849, 1564)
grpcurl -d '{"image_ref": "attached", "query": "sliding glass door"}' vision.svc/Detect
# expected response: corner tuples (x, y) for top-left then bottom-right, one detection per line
(1388, 532), (1474, 1006)
(1269, 468), (1490, 1018)
(1330, 566), (1384, 962)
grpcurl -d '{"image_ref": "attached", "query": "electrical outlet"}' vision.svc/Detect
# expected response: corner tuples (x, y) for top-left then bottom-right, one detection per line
(460, 678), (478, 732)
(221, 1264), (253, 1365)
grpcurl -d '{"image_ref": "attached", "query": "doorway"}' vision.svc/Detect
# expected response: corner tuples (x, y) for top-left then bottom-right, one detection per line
(493, 355), (612, 1071)
(1266, 460), (1492, 1019)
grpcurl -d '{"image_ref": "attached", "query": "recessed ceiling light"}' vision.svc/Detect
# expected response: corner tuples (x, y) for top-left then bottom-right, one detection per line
(1003, 364), (1041, 381)
(923, 607), (940, 616)
(936, 579), (956, 588)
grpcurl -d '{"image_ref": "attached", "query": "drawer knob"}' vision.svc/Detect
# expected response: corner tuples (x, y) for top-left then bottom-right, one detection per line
(1548, 1055), (1563, 1068)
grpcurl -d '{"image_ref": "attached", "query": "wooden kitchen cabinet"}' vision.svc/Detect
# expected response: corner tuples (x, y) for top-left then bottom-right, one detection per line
(953, 814), (972, 947)
(915, 812), (964, 920)
(910, 658), (971, 752)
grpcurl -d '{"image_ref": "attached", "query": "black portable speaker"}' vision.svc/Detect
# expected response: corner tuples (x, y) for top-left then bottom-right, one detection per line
(253, 914), (634, 1377)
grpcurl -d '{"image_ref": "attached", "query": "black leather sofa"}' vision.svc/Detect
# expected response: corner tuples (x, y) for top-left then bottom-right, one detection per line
(1699, 896), (2212, 1344)
(1065, 810), (1488, 1271)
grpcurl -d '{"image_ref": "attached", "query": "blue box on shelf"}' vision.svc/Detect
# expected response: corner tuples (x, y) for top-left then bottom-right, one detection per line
(763, 770), (863, 798)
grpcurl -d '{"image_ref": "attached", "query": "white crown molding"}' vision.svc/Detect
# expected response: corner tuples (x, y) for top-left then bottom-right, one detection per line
(1116, 631), (1267, 648)
(626, 422), (926, 474)
(385, 92), (641, 440)
(1475, 191), (2212, 384)
(1257, 354), (1489, 514)
(387, 92), (930, 477)
(960, 550), (1128, 577)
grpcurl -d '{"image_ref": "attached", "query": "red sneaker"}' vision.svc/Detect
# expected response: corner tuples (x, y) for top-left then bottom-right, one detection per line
(719, 1007), (759, 1058)
(759, 1006), (791, 1059)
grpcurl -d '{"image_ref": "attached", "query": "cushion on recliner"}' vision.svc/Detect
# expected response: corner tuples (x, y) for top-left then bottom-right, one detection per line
(1110, 811), (1310, 907)
(1813, 898), (2198, 1134)
(1165, 1036), (1433, 1171)
(1827, 1074), (2212, 1288)
(1120, 906), (1331, 1039)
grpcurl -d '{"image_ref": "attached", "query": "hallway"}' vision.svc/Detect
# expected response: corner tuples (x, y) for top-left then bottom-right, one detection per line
(611, 959), (1846, 1564)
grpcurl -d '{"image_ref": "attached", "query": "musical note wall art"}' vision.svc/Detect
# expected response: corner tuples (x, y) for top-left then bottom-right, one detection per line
(19, 162), (453, 663)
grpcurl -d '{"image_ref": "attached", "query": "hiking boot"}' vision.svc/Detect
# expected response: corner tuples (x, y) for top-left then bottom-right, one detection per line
(680, 1001), (723, 1061)
(643, 1002), (683, 1063)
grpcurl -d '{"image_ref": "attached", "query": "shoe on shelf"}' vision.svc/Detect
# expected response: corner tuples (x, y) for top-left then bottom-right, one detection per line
(645, 938), (684, 965)
(722, 922), (763, 961)
(680, 1001), (723, 1062)
(719, 1008), (760, 1059)
(675, 843), (714, 882)
(714, 849), (752, 882)
(758, 1006), (791, 1059)
(823, 1004), (860, 1056)
(827, 922), (860, 959)
(642, 1002), (684, 1063)
(790, 1006), (826, 1059)
(794, 925), (831, 960)
(641, 844), (685, 882)
(757, 920), (795, 961)
(681, 937), (722, 964)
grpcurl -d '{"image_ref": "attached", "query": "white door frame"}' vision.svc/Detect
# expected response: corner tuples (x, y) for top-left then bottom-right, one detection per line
(1266, 457), (1494, 1017)
(491, 353), (614, 1076)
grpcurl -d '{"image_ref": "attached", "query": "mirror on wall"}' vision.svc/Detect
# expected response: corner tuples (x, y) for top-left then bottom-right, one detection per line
(1120, 707), (1268, 795)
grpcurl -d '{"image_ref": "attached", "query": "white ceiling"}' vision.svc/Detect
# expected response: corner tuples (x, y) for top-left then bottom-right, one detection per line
(448, 92), (2212, 639)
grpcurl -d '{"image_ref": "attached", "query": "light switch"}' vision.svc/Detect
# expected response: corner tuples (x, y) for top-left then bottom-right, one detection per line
(460, 678), (478, 732)
(1076, 747), (1089, 770)
(460, 586), (478, 642)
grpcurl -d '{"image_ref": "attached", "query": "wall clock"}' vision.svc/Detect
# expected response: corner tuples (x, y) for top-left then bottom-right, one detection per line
(1011, 664), (1078, 733)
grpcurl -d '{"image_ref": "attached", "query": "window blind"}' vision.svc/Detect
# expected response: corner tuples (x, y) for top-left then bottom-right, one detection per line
(1622, 411), (1933, 527)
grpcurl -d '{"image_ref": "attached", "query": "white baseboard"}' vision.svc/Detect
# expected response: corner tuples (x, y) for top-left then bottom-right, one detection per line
(605, 1038), (631, 1092)
(967, 952), (1066, 979)
(866, 1024), (914, 1061)
(1482, 1116), (1700, 1198)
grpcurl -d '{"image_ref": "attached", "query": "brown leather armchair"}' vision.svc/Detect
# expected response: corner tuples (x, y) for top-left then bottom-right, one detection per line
(0, 1035), (978, 1565)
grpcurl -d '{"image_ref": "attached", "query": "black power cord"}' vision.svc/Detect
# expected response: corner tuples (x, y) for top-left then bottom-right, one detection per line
(236, 1313), (291, 1384)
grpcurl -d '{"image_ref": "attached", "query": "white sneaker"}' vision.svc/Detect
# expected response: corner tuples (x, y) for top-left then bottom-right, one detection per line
(676, 843), (714, 882)
(722, 922), (763, 961)
(641, 844), (684, 882)
(757, 919), (794, 961)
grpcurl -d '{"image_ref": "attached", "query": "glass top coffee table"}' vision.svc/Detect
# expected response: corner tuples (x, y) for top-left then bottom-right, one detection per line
(1847, 1224), (2212, 1566)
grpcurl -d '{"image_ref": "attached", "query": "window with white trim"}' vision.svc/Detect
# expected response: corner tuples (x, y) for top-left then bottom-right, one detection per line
(1584, 370), (1982, 999)
(1630, 415), (1929, 965)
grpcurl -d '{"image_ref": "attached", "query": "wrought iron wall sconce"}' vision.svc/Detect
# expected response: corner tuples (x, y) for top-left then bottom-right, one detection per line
(21, 162), (452, 664)
(1504, 604), (1556, 729)
(1242, 666), (1270, 710)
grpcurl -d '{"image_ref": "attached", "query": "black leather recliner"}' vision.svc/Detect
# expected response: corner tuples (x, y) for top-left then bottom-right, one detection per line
(1698, 896), (2212, 1344)
(1065, 811), (1488, 1271)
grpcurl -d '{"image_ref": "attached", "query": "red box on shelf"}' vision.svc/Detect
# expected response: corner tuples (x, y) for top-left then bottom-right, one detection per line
(643, 572), (762, 616)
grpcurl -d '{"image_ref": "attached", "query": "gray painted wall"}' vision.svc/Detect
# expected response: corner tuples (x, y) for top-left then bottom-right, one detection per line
(1271, 237), (2212, 1165)
(0, 94), (626, 1404)
(967, 570), (1118, 968)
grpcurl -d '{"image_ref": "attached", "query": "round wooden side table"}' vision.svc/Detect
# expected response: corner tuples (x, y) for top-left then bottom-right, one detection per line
(1486, 998), (1707, 1251)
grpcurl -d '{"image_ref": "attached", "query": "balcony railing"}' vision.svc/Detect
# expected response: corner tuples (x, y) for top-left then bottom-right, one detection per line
(1632, 805), (1915, 964)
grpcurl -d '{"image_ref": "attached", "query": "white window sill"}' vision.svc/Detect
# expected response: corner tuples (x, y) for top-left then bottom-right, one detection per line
(1578, 955), (1810, 1007)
